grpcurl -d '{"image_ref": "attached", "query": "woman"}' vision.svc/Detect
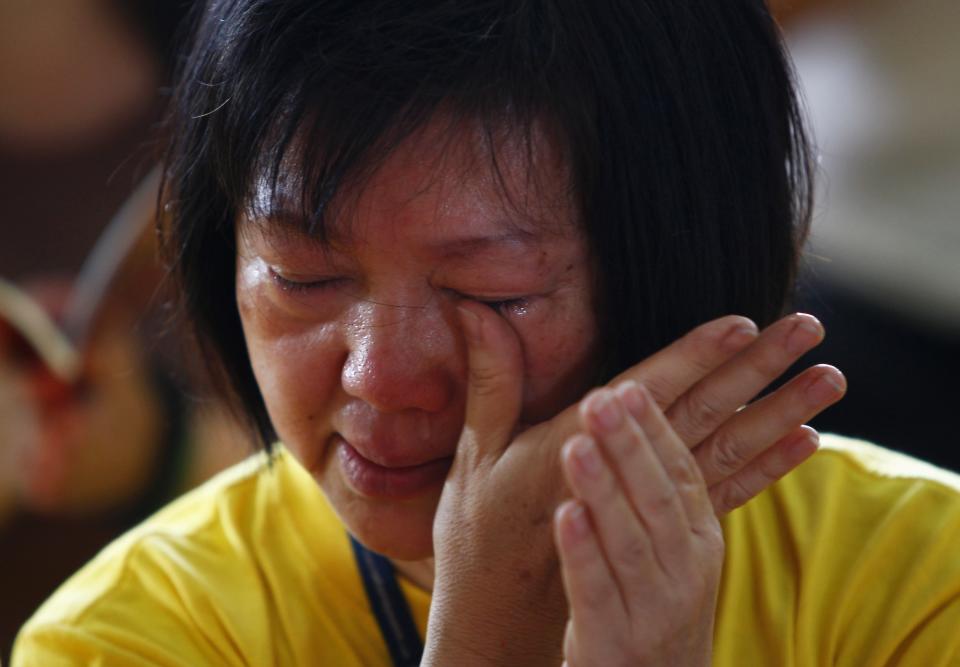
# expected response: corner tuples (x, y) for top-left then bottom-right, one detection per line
(14, 1), (960, 665)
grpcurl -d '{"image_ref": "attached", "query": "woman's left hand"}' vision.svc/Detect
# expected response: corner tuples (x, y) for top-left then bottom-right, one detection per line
(425, 303), (842, 666)
(555, 380), (723, 667)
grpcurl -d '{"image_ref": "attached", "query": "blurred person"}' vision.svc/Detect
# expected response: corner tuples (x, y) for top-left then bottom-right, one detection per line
(0, 276), (169, 657)
(0, 0), (249, 660)
(0, 239), (249, 661)
(0, 0), (170, 654)
(11, 1), (960, 665)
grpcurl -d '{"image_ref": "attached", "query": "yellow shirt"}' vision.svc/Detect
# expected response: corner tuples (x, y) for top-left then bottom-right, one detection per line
(13, 435), (960, 666)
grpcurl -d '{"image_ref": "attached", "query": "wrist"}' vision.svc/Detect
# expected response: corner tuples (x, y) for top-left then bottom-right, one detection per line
(424, 575), (566, 667)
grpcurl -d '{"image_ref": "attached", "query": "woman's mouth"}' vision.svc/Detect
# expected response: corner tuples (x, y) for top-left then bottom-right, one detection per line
(335, 436), (453, 500)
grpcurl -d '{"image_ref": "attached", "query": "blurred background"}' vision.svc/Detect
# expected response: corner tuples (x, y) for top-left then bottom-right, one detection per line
(0, 0), (249, 659)
(0, 0), (958, 660)
(776, 0), (960, 472)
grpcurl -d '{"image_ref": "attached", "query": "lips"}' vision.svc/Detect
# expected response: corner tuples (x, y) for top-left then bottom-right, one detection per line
(334, 435), (453, 500)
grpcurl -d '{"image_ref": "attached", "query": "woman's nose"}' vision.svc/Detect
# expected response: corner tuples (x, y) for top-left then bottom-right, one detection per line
(340, 302), (459, 414)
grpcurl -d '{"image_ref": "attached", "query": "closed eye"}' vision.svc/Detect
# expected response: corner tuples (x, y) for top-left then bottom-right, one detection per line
(460, 293), (530, 316)
(269, 267), (343, 293)
(484, 297), (528, 315)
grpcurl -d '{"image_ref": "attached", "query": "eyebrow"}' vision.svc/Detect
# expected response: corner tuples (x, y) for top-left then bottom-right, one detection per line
(242, 212), (547, 262)
(427, 230), (541, 260)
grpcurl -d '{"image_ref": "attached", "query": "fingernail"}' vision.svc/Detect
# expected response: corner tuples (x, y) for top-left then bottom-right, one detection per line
(616, 380), (646, 418)
(573, 437), (603, 477)
(722, 323), (758, 352)
(590, 392), (622, 432)
(805, 370), (845, 403)
(457, 305), (483, 344)
(565, 502), (591, 539)
(786, 318), (823, 355)
(787, 429), (820, 462)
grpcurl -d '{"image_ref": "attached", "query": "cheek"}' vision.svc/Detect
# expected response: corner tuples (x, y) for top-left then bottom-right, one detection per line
(518, 306), (598, 424)
(238, 287), (343, 448)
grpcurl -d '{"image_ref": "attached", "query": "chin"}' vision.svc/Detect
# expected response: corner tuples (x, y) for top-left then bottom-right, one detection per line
(330, 484), (440, 560)
(349, 509), (436, 560)
(306, 446), (442, 559)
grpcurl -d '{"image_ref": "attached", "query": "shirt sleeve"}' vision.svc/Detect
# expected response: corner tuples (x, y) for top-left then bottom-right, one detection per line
(11, 535), (251, 667)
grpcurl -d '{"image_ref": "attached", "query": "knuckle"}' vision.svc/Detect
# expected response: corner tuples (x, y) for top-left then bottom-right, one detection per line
(666, 450), (702, 489)
(708, 429), (750, 478)
(640, 489), (677, 517)
(637, 375), (673, 410)
(615, 533), (651, 571)
(678, 387), (726, 439)
(468, 367), (503, 396)
(710, 475), (752, 515)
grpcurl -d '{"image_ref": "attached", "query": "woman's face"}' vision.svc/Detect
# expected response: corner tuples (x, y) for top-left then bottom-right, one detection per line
(236, 119), (599, 560)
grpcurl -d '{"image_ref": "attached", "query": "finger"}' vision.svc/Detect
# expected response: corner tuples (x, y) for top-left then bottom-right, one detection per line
(615, 381), (715, 536)
(609, 315), (759, 410)
(709, 425), (819, 515)
(578, 388), (691, 555)
(666, 313), (824, 448)
(695, 364), (845, 487)
(456, 300), (524, 455)
(554, 499), (626, 636)
(538, 315), (759, 450)
(561, 432), (658, 595)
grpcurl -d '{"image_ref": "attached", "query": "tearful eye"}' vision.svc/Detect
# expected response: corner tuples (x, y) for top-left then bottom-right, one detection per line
(476, 296), (530, 317)
(450, 289), (532, 317)
(269, 267), (342, 293)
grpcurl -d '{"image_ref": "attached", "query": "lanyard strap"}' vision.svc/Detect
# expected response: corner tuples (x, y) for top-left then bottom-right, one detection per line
(349, 535), (424, 667)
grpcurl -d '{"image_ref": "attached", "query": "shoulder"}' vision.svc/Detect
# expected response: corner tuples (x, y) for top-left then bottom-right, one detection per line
(731, 433), (960, 578)
(729, 432), (960, 533)
(12, 451), (285, 665)
(808, 433), (960, 494)
(13, 447), (387, 666)
(717, 434), (960, 665)
(762, 433), (960, 556)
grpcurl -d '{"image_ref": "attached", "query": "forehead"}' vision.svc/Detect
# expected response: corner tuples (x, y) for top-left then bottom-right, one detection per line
(244, 115), (579, 248)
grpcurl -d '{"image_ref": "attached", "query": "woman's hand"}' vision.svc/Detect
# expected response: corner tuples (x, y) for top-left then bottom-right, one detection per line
(607, 313), (844, 515)
(555, 381), (723, 667)
(423, 304), (845, 666)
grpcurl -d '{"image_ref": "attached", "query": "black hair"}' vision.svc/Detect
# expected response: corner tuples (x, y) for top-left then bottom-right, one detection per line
(160, 0), (813, 447)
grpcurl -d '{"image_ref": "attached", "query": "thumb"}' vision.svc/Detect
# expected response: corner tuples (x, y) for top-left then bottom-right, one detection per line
(457, 300), (523, 457)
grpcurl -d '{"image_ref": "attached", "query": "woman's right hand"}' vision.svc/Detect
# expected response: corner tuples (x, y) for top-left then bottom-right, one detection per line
(423, 304), (845, 666)
(555, 381), (725, 667)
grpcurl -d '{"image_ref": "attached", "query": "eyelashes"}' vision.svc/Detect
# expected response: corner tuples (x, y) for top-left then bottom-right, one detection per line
(268, 267), (532, 317)
(476, 297), (529, 316)
(269, 269), (341, 293)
